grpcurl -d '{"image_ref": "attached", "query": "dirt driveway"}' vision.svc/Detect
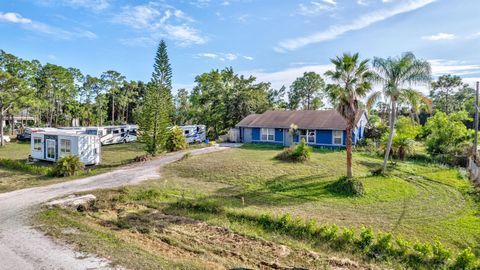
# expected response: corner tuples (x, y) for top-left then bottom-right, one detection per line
(0, 145), (232, 270)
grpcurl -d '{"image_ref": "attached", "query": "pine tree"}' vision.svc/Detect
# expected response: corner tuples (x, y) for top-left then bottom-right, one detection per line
(138, 40), (174, 155)
(151, 40), (174, 118)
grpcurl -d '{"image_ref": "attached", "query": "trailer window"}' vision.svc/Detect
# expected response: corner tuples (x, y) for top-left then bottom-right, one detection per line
(60, 139), (71, 155)
(33, 138), (42, 151)
(113, 129), (120, 134)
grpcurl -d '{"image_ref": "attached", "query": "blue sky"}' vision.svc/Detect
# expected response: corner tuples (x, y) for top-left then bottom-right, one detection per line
(1, 0), (480, 92)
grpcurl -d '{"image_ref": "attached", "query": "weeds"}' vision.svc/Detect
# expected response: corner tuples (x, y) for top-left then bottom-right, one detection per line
(0, 158), (53, 176)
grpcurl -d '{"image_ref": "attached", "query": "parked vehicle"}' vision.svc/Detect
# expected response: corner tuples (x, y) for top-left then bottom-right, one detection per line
(178, 125), (206, 144)
(85, 125), (138, 145)
(30, 130), (101, 165)
(17, 127), (58, 142)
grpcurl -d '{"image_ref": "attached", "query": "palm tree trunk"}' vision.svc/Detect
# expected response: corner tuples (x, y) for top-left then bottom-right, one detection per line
(382, 99), (397, 172)
(346, 121), (353, 178)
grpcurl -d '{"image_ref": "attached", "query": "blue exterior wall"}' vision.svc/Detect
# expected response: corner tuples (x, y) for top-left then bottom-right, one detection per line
(252, 128), (260, 141)
(315, 130), (332, 145)
(275, 128), (283, 143)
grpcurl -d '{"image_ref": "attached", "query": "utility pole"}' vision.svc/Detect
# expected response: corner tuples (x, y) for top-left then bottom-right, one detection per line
(474, 81), (479, 159)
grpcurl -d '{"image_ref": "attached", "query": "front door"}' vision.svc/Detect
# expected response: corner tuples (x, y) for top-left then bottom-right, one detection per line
(46, 139), (56, 161)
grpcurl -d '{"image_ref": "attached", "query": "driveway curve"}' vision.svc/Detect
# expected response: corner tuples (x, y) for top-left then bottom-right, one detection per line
(0, 145), (232, 270)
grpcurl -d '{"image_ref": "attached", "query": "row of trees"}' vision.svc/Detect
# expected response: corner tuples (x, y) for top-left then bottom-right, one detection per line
(0, 50), (150, 145)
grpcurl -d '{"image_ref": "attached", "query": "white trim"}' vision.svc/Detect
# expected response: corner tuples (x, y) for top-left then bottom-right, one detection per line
(60, 139), (71, 156)
(299, 129), (316, 144)
(260, 128), (275, 141)
(45, 139), (56, 161)
(332, 130), (343, 145)
(33, 137), (42, 152)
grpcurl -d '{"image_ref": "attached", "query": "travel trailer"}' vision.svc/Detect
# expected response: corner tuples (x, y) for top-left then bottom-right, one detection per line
(30, 130), (101, 165)
(178, 125), (206, 144)
(85, 125), (138, 145)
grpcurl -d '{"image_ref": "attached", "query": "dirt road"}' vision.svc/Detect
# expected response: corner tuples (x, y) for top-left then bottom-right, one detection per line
(0, 145), (231, 270)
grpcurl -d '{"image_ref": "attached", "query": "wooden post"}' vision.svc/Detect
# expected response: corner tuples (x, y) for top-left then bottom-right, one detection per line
(474, 82), (479, 159)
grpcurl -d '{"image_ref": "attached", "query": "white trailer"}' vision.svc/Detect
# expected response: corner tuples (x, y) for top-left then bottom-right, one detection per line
(30, 131), (101, 165)
(178, 125), (206, 144)
(85, 125), (138, 145)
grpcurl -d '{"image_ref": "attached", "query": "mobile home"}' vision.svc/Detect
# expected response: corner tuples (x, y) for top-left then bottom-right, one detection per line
(178, 125), (206, 144)
(85, 125), (138, 145)
(31, 131), (101, 165)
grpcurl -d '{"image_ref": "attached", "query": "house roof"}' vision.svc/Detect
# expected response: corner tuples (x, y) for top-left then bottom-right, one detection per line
(236, 109), (367, 130)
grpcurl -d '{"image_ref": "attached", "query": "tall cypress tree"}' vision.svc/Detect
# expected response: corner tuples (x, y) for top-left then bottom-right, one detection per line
(138, 40), (173, 155)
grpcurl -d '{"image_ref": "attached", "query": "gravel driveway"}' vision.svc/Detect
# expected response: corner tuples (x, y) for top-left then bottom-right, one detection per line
(0, 145), (232, 270)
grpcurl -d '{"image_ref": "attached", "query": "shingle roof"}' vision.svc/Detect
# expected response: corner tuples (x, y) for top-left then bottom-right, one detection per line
(236, 109), (367, 130)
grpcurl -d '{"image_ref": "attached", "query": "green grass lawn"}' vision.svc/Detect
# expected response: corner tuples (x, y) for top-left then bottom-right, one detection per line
(34, 144), (480, 269)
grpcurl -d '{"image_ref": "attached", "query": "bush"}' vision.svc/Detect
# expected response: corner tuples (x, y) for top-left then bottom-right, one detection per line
(52, 155), (85, 177)
(395, 237), (411, 257)
(453, 248), (477, 270)
(274, 138), (312, 162)
(336, 227), (355, 247)
(408, 242), (432, 267)
(357, 227), (374, 251)
(328, 176), (365, 196)
(370, 232), (394, 259)
(431, 241), (451, 266)
(165, 126), (187, 152)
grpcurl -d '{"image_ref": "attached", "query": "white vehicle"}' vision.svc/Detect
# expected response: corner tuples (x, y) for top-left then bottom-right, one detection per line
(85, 125), (138, 145)
(30, 130), (101, 165)
(178, 125), (206, 144)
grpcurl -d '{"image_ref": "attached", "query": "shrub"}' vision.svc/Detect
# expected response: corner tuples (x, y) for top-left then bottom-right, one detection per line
(328, 176), (365, 196)
(453, 248), (477, 270)
(409, 242), (432, 267)
(370, 232), (394, 259)
(165, 126), (187, 152)
(319, 224), (339, 241)
(394, 237), (411, 257)
(52, 155), (85, 177)
(431, 241), (451, 266)
(274, 138), (312, 162)
(336, 227), (355, 247)
(357, 227), (374, 251)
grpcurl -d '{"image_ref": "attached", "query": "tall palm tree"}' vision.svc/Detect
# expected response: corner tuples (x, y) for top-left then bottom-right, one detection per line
(325, 53), (374, 178)
(367, 52), (431, 172)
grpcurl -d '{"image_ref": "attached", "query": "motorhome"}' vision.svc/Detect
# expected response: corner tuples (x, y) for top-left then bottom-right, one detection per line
(30, 130), (101, 165)
(85, 125), (138, 145)
(178, 125), (206, 144)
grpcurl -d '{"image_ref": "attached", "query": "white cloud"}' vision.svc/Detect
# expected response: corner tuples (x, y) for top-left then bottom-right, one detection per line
(0, 11), (96, 39)
(197, 52), (253, 61)
(242, 64), (333, 89)
(37, 0), (110, 11)
(467, 32), (480, 40)
(297, 0), (337, 16)
(421, 32), (455, 41)
(114, 3), (206, 46)
(277, 0), (437, 51)
(428, 59), (480, 77)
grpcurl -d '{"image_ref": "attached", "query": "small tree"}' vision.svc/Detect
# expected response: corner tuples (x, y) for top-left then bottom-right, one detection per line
(53, 155), (85, 177)
(165, 126), (187, 152)
(424, 111), (473, 159)
(382, 116), (421, 160)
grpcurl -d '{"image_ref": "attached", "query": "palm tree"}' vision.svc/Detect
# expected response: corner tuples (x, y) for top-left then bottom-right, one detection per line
(325, 53), (374, 178)
(367, 52), (431, 172)
(401, 89), (432, 123)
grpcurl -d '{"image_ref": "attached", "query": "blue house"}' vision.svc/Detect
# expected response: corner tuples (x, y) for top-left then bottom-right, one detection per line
(235, 109), (368, 148)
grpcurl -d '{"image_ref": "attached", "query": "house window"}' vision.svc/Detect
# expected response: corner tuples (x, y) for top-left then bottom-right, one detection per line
(261, 128), (275, 141)
(333, 130), (343, 145)
(60, 139), (71, 155)
(299, 130), (315, 144)
(33, 137), (42, 151)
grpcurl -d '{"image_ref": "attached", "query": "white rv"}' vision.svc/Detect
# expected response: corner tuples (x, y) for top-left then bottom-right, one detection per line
(85, 125), (138, 145)
(30, 130), (101, 165)
(178, 125), (206, 144)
